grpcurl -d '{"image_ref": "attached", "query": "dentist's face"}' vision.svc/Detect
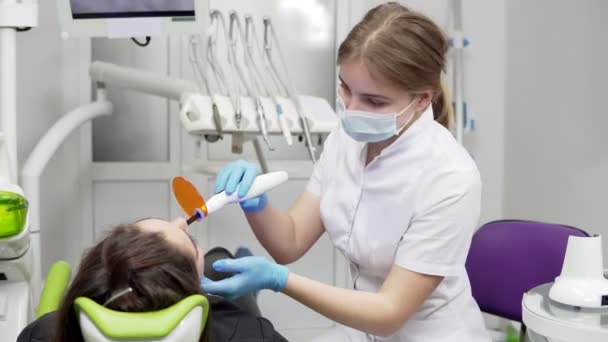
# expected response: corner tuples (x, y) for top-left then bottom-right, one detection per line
(338, 60), (432, 129)
(339, 61), (414, 112)
(135, 217), (205, 277)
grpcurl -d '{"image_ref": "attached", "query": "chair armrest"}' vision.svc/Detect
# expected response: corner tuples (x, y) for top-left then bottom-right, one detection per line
(36, 261), (71, 318)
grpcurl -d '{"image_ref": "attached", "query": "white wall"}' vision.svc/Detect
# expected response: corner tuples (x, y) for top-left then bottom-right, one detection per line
(505, 0), (608, 263)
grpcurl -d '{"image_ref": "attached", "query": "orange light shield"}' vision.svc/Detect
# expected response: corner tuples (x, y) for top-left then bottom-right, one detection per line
(171, 177), (208, 218)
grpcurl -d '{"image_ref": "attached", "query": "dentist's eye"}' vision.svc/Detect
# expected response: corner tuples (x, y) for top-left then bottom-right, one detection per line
(338, 83), (350, 94)
(366, 98), (387, 107)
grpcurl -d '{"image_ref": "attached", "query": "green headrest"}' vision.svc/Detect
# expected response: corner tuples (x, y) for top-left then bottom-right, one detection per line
(74, 294), (209, 340)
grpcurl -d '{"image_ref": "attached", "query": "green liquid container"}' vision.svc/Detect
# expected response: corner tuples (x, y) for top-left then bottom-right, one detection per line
(0, 191), (28, 239)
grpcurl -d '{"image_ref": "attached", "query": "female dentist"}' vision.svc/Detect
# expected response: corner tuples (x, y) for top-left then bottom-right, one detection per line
(202, 3), (490, 341)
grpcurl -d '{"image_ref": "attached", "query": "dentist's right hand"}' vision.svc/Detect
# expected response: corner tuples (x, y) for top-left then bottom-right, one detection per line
(201, 256), (289, 300)
(215, 160), (268, 213)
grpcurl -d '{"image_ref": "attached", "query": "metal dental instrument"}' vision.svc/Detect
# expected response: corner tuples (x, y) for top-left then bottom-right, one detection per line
(206, 18), (229, 95)
(245, 15), (293, 146)
(263, 17), (317, 162)
(229, 11), (273, 150)
(210, 10), (242, 129)
(188, 36), (223, 141)
(243, 16), (266, 97)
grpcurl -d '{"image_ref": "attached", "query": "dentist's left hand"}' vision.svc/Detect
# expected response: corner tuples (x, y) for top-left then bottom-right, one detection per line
(215, 160), (268, 213)
(201, 256), (289, 300)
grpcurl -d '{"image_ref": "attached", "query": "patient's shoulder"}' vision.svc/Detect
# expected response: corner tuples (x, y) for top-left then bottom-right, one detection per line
(209, 297), (287, 341)
(17, 312), (57, 342)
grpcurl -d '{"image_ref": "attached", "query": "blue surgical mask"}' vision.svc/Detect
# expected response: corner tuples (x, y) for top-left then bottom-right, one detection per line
(336, 96), (419, 143)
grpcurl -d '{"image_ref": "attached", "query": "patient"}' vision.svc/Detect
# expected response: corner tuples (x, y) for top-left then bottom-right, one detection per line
(18, 217), (287, 342)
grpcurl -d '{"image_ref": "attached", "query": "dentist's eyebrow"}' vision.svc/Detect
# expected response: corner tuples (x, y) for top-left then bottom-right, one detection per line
(338, 75), (390, 100)
(338, 75), (350, 89)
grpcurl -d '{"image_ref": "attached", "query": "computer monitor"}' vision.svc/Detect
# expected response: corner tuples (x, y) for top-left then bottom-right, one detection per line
(57, 0), (209, 38)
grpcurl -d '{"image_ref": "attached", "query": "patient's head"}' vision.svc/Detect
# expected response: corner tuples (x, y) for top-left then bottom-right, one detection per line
(134, 217), (205, 275)
(54, 218), (207, 342)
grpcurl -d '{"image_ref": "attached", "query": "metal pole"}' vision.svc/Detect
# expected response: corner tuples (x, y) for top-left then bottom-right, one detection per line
(252, 138), (270, 174)
(452, 0), (465, 144)
(0, 0), (18, 183)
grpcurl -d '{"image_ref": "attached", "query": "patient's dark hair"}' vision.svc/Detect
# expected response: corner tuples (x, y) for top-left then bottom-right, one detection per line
(53, 224), (209, 342)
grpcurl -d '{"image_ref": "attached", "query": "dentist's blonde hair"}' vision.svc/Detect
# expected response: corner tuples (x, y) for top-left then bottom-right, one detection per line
(338, 2), (453, 129)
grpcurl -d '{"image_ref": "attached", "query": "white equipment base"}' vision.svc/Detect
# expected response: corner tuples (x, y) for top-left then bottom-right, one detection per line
(0, 280), (31, 341)
(523, 283), (608, 342)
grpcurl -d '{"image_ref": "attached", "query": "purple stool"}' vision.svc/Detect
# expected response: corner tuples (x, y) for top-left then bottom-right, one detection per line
(465, 220), (589, 323)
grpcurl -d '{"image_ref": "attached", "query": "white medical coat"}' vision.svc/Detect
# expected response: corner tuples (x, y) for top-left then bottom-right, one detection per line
(307, 105), (490, 342)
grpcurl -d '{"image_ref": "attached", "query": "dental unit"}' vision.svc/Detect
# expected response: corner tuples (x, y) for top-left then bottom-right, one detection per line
(229, 11), (273, 151)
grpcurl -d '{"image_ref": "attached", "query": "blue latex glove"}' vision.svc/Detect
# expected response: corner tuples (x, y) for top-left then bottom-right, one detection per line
(215, 160), (268, 213)
(200, 256), (289, 300)
(239, 193), (267, 213)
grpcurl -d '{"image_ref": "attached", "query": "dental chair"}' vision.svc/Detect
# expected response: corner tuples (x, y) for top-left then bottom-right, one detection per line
(37, 261), (210, 342)
(465, 220), (589, 341)
(76, 295), (209, 342)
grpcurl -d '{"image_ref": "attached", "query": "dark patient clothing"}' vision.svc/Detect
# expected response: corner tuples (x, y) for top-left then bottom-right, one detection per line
(18, 247), (287, 341)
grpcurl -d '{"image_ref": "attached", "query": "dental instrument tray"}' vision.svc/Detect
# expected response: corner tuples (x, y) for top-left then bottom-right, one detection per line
(179, 93), (338, 136)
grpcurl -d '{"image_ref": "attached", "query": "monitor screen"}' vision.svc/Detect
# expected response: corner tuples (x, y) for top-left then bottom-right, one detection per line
(70, 0), (196, 19)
